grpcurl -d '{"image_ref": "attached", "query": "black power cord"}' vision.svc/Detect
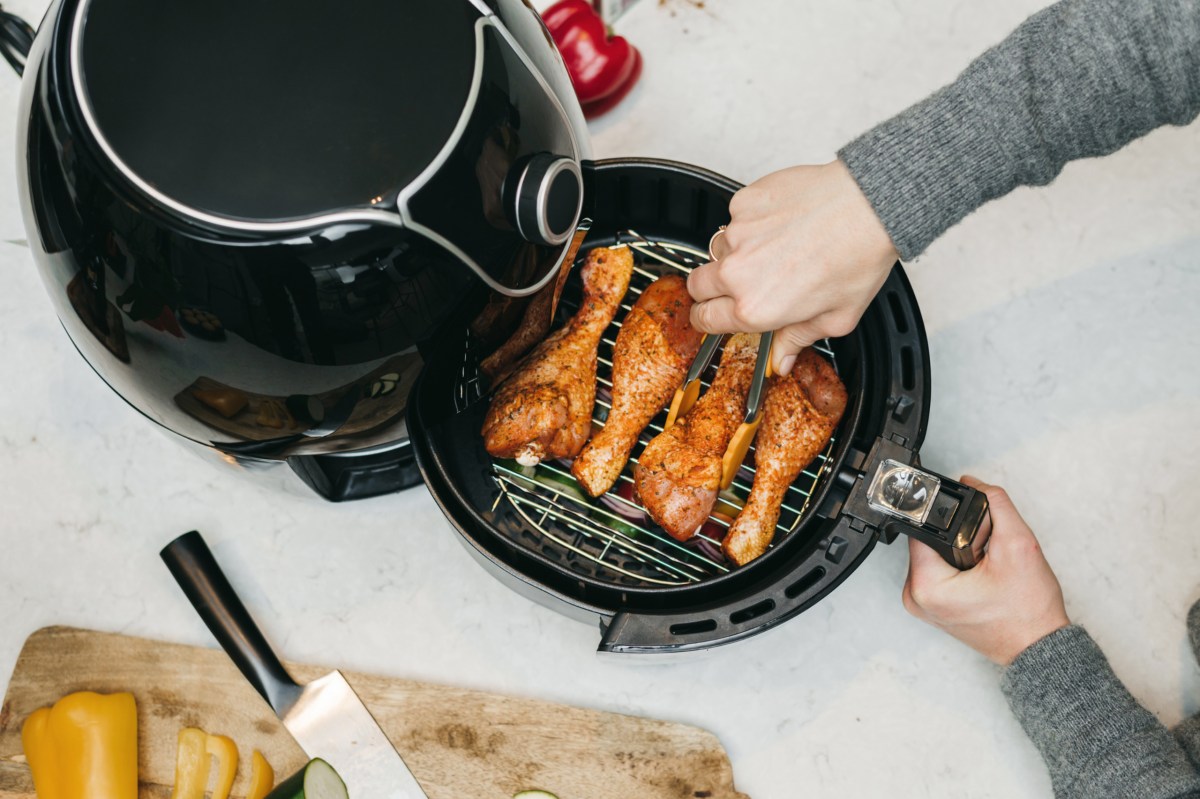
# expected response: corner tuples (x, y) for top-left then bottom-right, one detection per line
(0, 4), (34, 76)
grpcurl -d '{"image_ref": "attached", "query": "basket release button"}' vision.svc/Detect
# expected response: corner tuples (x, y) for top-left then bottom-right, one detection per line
(927, 492), (961, 531)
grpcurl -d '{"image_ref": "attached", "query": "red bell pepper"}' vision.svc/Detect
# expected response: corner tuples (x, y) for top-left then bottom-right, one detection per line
(580, 48), (642, 119)
(541, 0), (640, 108)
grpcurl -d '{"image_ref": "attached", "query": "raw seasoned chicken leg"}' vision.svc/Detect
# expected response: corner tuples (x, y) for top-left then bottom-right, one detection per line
(723, 348), (847, 566)
(481, 246), (634, 466)
(572, 275), (704, 497)
(479, 276), (557, 383)
(635, 333), (760, 540)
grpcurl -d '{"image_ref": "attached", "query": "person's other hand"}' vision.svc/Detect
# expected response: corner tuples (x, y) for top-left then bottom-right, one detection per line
(902, 476), (1070, 666)
(686, 160), (897, 374)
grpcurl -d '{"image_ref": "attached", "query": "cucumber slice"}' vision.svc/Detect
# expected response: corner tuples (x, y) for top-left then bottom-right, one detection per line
(513, 791), (560, 799)
(493, 458), (538, 480)
(599, 514), (643, 540)
(265, 759), (347, 799)
(535, 470), (589, 504)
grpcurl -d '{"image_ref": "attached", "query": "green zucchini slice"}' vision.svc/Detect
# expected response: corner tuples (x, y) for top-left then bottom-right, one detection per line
(265, 759), (347, 799)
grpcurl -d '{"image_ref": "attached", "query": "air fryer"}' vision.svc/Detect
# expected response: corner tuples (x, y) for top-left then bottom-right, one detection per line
(13, 0), (590, 499)
(7, 0), (989, 652)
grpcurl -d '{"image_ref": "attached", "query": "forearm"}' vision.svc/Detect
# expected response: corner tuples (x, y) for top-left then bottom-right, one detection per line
(1002, 625), (1200, 798)
(839, 0), (1200, 259)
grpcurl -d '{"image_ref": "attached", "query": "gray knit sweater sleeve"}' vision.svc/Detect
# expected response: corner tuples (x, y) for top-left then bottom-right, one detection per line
(1001, 624), (1200, 798)
(838, 0), (1200, 260)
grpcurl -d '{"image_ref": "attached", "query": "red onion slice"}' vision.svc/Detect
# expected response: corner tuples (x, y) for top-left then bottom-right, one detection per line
(596, 490), (647, 522)
(685, 535), (727, 564)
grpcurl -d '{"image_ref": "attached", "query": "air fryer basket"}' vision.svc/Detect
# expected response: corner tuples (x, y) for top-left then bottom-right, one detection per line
(411, 159), (951, 653)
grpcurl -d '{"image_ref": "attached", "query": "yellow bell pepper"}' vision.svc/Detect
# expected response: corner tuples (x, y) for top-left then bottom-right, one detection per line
(21, 691), (138, 799)
(206, 734), (238, 799)
(247, 749), (276, 799)
(169, 727), (207, 799)
(170, 727), (238, 799)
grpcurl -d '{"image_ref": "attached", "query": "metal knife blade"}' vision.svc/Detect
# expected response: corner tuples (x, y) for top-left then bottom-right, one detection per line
(284, 671), (427, 799)
(161, 531), (429, 799)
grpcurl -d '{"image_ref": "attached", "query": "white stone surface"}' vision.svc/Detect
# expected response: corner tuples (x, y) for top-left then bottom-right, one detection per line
(1, 0), (1198, 796)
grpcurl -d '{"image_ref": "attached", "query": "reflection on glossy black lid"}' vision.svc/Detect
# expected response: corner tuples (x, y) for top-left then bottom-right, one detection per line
(77, 0), (479, 222)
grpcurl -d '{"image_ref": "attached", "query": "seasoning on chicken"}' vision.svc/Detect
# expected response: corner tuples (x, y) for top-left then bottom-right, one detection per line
(635, 333), (760, 541)
(481, 246), (634, 466)
(572, 274), (705, 497)
(723, 348), (847, 566)
(480, 232), (588, 383)
(479, 276), (558, 383)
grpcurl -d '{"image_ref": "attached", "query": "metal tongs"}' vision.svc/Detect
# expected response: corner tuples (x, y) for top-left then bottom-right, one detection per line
(664, 226), (775, 490)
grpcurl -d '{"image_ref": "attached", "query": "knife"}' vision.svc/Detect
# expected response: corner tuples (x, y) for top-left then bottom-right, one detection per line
(161, 531), (428, 799)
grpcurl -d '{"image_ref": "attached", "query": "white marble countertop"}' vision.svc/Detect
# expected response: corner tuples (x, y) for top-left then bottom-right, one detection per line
(1, 0), (1198, 796)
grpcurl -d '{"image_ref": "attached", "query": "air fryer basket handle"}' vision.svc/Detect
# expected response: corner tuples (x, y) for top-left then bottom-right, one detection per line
(885, 475), (992, 570)
(160, 531), (303, 713)
(845, 439), (992, 571)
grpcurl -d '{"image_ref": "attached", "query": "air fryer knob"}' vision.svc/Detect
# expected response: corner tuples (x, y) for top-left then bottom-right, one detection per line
(509, 153), (582, 247)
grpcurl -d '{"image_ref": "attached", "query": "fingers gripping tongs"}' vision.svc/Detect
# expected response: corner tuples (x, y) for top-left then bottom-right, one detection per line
(665, 225), (774, 490)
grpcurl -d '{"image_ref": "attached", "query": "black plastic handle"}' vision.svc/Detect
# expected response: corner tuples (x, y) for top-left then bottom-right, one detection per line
(888, 479), (992, 570)
(842, 439), (993, 571)
(161, 531), (303, 713)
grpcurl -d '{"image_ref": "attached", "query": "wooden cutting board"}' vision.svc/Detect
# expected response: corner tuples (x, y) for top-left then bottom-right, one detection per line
(0, 627), (747, 799)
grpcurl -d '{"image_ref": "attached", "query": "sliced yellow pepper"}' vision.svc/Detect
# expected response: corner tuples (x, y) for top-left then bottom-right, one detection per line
(247, 749), (276, 799)
(169, 727), (208, 799)
(205, 734), (238, 799)
(21, 691), (138, 799)
(170, 727), (241, 799)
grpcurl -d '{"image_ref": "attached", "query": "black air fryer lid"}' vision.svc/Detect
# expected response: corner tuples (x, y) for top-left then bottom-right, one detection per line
(70, 0), (588, 296)
(76, 0), (479, 223)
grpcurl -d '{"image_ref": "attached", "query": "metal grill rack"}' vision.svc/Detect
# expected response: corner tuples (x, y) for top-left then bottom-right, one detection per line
(455, 328), (485, 413)
(471, 232), (841, 588)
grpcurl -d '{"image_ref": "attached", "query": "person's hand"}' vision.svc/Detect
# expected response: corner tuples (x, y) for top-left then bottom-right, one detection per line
(686, 160), (898, 374)
(902, 476), (1070, 666)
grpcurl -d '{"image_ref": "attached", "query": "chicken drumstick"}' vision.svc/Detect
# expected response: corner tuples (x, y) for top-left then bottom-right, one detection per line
(635, 333), (760, 540)
(723, 348), (847, 566)
(572, 274), (704, 497)
(482, 246), (634, 466)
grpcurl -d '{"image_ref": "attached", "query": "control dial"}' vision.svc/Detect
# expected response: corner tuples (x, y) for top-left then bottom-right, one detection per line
(508, 153), (582, 247)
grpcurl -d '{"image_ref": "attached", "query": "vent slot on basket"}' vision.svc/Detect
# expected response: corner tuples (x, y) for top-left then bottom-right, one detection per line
(470, 232), (844, 590)
(785, 566), (827, 599)
(670, 618), (719, 636)
(729, 598), (776, 625)
(887, 290), (910, 334)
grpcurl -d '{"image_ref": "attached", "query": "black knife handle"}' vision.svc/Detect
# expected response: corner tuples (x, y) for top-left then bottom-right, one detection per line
(161, 531), (303, 713)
